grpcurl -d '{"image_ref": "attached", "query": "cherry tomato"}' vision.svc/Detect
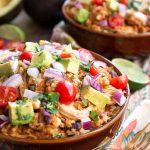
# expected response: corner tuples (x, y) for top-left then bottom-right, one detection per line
(120, 0), (128, 5)
(0, 39), (5, 49)
(55, 80), (76, 105)
(110, 75), (128, 90)
(19, 51), (33, 61)
(79, 48), (94, 63)
(108, 15), (124, 28)
(60, 52), (71, 58)
(92, 0), (103, 5)
(90, 66), (100, 76)
(0, 86), (18, 107)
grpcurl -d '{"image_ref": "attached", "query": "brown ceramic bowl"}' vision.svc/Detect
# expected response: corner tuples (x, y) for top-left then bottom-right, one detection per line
(62, 0), (150, 57)
(0, 52), (130, 150)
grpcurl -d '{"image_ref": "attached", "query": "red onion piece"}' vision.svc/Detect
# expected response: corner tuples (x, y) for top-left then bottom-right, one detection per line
(2, 74), (23, 87)
(23, 60), (30, 65)
(81, 118), (92, 130)
(119, 4), (126, 17)
(44, 68), (64, 80)
(99, 19), (108, 27)
(74, 1), (83, 9)
(0, 115), (8, 128)
(27, 67), (39, 78)
(23, 89), (39, 99)
(72, 50), (79, 58)
(84, 75), (102, 92)
(52, 62), (65, 72)
(113, 91), (126, 106)
(93, 60), (107, 68)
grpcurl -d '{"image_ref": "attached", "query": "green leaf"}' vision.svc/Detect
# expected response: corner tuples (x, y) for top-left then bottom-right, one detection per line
(52, 132), (63, 139)
(47, 92), (59, 104)
(80, 63), (90, 71)
(46, 103), (58, 114)
(89, 111), (99, 121)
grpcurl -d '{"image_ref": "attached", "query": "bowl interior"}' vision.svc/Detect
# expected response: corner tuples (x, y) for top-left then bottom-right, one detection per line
(0, 51), (130, 145)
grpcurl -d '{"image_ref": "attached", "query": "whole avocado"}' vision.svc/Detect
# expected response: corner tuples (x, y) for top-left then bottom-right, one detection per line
(23, 0), (65, 25)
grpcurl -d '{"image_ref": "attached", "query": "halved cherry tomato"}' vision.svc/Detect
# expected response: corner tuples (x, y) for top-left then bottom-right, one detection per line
(90, 66), (99, 76)
(108, 15), (124, 28)
(0, 86), (18, 107)
(60, 52), (71, 58)
(92, 0), (103, 5)
(110, 75), (128, 90)
(19, 51), (33, 61)
(120, 0), (128, 5)
(55, 80), (76, 105)
(79, 48), (94, 63)
(0, 39), (5, 49)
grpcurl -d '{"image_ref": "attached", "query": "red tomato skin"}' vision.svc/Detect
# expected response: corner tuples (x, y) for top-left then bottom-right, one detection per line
(0, 39), (5, 49)
(120, 0), (128, 5)
(0, 86), (18, 107)
(55, 81), (76, 105)
(60, 52), (71, 58)
(19, 51), (33, 61)
(79, 48), (94, 63)
(108, 15), (124, 28)
(92, 0), (103, 5)
(90, 66), (99, 76)
(110, 75), (128, 90)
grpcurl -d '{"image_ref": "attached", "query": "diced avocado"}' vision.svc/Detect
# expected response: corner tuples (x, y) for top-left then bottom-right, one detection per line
(75, 8), (90, 24)
(24, 42), (40, 52)
(62, 44), (72, 52)
(81, 86), (110, 109)
(59, 58), (80, 74)
(30, 51), (54, 68)
(0, 61), (16, 77)
(8, 100), (34, 125)
(107, 0), (119, 11)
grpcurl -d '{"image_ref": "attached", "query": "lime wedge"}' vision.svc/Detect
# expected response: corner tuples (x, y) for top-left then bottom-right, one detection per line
(112, 58), (149, 91)
(0, 24), (26, 42)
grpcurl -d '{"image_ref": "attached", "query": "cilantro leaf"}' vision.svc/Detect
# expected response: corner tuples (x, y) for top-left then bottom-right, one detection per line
(89, 111), (99, 121)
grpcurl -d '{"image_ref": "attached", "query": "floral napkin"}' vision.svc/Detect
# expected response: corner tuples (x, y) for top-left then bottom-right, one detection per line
(51, 22), (150, 150)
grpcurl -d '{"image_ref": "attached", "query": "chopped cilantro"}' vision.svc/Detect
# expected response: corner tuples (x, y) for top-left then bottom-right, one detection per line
(52, 132), (63, 139)
(89, 111), (99, 121)
(81, 99), (89, 107)
(47, 92), (59, 104)
(80, 63), (90, 71)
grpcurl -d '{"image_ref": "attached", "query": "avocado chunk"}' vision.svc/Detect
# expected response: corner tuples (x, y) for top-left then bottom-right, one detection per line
(59, 58), (80, 74)
(0, 0), (22, 24)
(24, 42), (40, 52)
(107, 0), (119, 11)
(30, 51), (54, 68)
(62, 44), (72, 52)
(75, 8), (90, 24)
(0, 61), (18, 77)
(81, 86), (110, 109)
(8, 100), (34, 125)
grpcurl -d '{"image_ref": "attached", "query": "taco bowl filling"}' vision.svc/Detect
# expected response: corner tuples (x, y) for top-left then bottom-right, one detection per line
(65, 0), (150, 34)
(0, 41), (128, 139)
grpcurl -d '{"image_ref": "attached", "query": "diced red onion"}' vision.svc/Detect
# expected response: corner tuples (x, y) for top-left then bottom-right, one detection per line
(113, 91), (126, 106)
(93, 61), (107, 68)
(83, 75), (102, 92)
(44, 68), (64, 80)
(119, 4), (126, 17)
(74, 1), (83, 9)
(23, 60), (30, 65)
(23, 89), (39, 99)
(99, 19), (108, 27)
(27, 67), (39, 78)
(52, 62), (66, 72)
(2, 74), (23, 87)
(81, 118), (92, 130)
(72, 50), (80, 58)
(43, 109), (51, 117)
(0, 115), (8, 128)
(110, 71), (118, 78)
(11, 59), (19, 73)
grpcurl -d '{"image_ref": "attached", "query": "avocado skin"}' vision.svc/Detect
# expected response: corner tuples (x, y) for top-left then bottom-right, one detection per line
(0, 1), (23, 24)
(23, 0), (65, 25)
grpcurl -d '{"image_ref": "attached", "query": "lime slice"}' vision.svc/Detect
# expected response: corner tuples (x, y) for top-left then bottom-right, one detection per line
(0, 24), (26, 42)
(112, 58), (149, 91)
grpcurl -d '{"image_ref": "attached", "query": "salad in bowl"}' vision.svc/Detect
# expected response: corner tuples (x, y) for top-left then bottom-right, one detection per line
(0, 41), (128, 140)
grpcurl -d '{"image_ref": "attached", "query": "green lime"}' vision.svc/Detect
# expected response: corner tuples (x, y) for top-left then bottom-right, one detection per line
(112, 58), (149, 91)
(0, 24), (26, 42)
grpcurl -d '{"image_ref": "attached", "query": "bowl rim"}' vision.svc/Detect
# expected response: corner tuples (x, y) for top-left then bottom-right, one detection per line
(62, 0), (150, 38)
(0, 51), (130, 145)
